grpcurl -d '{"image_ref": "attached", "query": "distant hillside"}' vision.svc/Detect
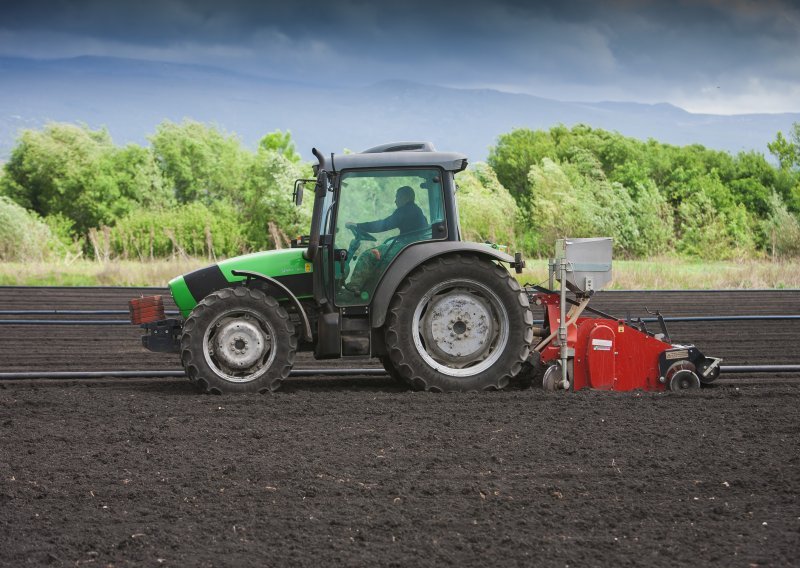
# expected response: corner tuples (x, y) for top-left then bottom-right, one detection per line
(1, 55), (798, 161)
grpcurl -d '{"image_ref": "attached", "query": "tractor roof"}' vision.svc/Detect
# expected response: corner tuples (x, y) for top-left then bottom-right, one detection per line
(316, 142), (468, 173)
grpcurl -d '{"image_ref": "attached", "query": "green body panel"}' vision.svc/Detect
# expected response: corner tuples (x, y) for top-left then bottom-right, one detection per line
(216, 248), (312, 282)
(168, 248), (313, 317)
(169, 276), (195, 317)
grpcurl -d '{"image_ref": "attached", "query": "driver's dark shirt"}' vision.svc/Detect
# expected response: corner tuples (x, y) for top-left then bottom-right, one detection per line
(357, 202), (427, 235)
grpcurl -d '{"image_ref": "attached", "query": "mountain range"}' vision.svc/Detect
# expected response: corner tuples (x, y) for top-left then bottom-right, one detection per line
(1, 55), (798, 162)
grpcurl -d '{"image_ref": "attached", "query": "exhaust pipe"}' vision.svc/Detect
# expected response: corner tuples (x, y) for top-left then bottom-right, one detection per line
(304, 148), (328, 261)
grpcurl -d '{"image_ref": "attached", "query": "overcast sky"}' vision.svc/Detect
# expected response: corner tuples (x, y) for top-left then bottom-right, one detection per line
(1, 0), (799, 114)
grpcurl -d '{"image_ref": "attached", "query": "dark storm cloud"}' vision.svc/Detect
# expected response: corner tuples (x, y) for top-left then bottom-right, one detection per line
(1, 0), (799, 112)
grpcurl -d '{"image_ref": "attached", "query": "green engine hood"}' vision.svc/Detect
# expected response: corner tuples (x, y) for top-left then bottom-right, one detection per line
(169, 248), (313, 317)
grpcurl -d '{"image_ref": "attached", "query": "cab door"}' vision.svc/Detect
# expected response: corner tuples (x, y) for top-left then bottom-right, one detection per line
(311, 177), (343, 359)
(332, 168), (447, 308)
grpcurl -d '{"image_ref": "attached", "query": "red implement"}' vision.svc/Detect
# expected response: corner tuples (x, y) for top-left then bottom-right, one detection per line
(532, 292), (719, 392)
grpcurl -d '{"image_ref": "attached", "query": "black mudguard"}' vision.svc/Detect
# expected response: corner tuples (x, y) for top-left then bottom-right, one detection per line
(369, 241), (516, 328)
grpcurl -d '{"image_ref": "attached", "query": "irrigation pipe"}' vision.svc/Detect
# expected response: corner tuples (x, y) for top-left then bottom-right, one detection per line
(0, 368), (390, 380)
(3, 314), (799, 326)
(0, 365), (797, 381)
(0, 310), (179, 316)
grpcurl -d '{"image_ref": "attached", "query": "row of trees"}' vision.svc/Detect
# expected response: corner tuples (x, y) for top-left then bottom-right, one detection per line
(488, 124), (800, 258)
(0, 121), (310, 261)
(1, 120), (799, 262)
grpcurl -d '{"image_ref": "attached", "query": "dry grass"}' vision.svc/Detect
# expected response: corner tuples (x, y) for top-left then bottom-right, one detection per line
(0, 258), (209, 287)
(0, 256), (799, 289)
(516, 256), (800, 290)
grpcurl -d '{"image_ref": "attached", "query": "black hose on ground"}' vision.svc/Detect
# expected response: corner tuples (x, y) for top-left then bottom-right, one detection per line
(0, 369), (390, 380)
(0, 366), (798, 381)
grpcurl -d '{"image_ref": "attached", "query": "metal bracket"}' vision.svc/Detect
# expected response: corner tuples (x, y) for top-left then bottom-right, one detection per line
(645, 306), (671, 344)
(141, 318), (182, 353)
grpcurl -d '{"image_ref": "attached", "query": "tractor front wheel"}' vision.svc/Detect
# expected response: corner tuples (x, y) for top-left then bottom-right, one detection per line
(384, 254), (533, 392)
(180, 287), (296, 394)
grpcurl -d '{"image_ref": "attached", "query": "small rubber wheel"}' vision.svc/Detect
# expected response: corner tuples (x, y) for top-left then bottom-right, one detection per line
(669, 369), (701, 391)
(180, 287), (296, 394)
(384, 254), (533, 392)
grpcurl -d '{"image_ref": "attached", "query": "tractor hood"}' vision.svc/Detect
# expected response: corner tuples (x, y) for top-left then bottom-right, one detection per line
(169, 248), (314, 317)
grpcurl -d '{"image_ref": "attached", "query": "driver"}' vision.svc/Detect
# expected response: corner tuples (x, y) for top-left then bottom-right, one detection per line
(346, 185), (427, 236)
(344, 186), (428, 295)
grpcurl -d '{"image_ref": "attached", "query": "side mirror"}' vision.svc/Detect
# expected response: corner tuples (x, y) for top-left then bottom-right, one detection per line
(293, 178), (317, 207)
(293, 180), (304, 206)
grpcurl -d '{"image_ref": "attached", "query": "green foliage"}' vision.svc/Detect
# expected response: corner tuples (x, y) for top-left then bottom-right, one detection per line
(487, 128), (556, 202)
(259, 130), (301, 163)
(768, 123), (800, 171)
(455, 163), (519, 246)
(1, 121), (309, 260)
(107, 201), (246, 260)
(149, 120), (250, 205)
(0, 196), (72, 261)
(526, 157), (649, 257)
(527, 158), (595, 253)
(630, 180), (674, 256)
(0, 123), (171, 236)
(669, 172), (756, 258)
(489, 124), (799, 259)
(3, 120), (798, 263)
(762, 193), (800, 258)
(241, 146), (312, 249)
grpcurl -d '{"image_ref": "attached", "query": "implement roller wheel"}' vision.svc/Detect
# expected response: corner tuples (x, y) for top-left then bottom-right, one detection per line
(542, 363), (562, 392)
(669, 369), (701, 392)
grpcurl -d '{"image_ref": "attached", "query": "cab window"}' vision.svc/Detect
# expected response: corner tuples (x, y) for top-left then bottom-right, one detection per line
(333, 168), (446, 306)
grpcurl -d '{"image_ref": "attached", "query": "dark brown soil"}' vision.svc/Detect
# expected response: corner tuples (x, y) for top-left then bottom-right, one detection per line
(1, 287), (799, 567)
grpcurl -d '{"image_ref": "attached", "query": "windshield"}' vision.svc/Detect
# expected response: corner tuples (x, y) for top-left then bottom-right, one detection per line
(333, 168), (446, 306)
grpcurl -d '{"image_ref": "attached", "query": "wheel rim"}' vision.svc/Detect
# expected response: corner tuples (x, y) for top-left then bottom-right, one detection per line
(412, 278), (510, 377)
(671, 370), (700, 391)
(542, 364), (561, 391)
(202, 308), (277, 383)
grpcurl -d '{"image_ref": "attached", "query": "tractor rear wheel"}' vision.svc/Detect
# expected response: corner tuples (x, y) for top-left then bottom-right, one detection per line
(379, 355), (409, 387)
(384, 254), (533, 392)
(512, 352), (545, 389)
(180, 287), (296, 394)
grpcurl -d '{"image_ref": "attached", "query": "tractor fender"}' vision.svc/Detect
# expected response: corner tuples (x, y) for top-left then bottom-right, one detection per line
(370, 242), (516, 328)
(230, 269), (313, 342)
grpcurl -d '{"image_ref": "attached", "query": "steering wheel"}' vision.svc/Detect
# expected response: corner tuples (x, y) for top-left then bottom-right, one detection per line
(347, 223), (377, 242)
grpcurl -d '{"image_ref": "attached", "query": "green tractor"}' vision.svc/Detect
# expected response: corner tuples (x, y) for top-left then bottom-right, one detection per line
(135, 142), (533, 393)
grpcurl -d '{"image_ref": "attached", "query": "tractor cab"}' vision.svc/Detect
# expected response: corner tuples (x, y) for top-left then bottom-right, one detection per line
(298, 144), (465, 305)
(294, 143), (477, 358)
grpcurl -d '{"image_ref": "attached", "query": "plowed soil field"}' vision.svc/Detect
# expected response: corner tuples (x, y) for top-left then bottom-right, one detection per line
(1, 287), (799, 567)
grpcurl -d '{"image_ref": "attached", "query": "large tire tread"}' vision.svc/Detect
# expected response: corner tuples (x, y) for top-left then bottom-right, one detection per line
(384, 254), (533, 393)
(379, 355), (411, 387)
(180, 287), (296, 394)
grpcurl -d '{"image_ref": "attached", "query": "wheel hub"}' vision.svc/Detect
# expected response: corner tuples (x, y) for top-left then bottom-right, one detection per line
(213, 319), (269, 370)
(421, 290), (495, 366)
